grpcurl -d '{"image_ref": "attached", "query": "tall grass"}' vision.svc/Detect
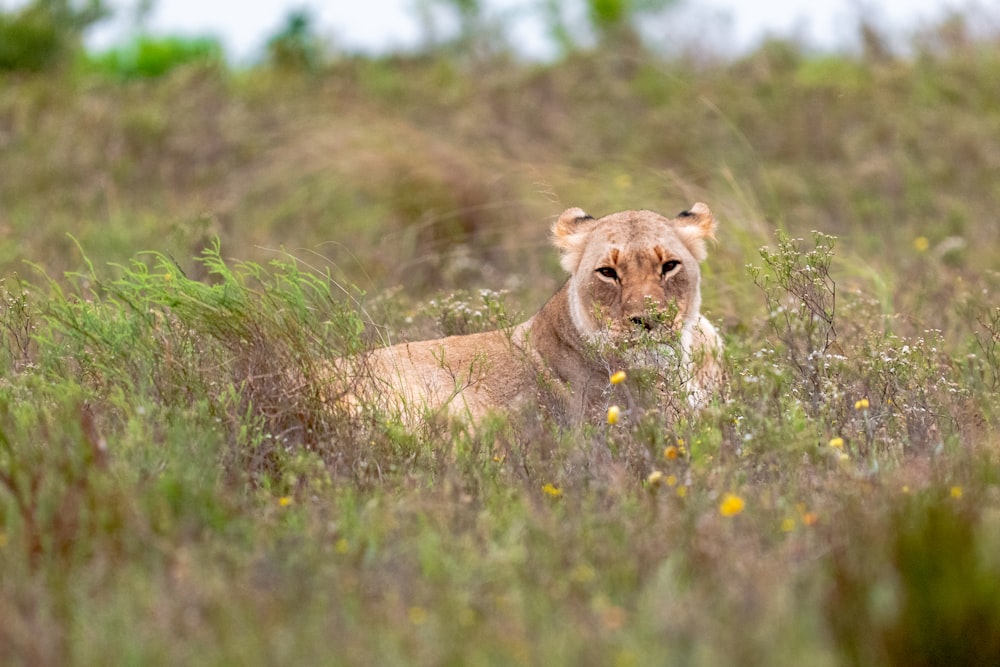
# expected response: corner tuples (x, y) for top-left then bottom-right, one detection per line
(1, 14), (1000, 665)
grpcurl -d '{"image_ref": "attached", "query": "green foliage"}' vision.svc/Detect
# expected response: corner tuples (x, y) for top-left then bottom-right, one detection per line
(265, 9), (325, 72)
(0, 386), (117, 568)
(826, 492), (1000, 666)
(586, 0), (677, 38)
(0, 0), (108, 71)
(536, 0), (679, 53)
(749, 232), (838, 415)
(28, 241), (369, 490)
(85, 34), (223, 79)
(0, 7), (63, 72)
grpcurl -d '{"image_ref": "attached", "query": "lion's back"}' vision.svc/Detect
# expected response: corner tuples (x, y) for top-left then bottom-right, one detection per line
(362, 324), (536, 421)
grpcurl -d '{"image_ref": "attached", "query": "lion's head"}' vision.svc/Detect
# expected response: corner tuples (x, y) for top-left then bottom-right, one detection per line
(552, 203), (717, 357)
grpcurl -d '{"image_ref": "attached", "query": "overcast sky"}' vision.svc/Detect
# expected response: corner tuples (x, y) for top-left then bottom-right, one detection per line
(3, 0), (974, 61)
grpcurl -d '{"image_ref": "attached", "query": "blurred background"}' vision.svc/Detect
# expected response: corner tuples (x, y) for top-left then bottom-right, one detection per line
(1, 0), (998, 336)
(78, 0), (967, 62)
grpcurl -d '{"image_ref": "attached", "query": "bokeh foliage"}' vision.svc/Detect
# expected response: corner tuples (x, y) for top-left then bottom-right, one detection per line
(0, 0), (107, 71)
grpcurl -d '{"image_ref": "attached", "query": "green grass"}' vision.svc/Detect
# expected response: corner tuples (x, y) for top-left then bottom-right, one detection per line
(2, 17), (1000, 665)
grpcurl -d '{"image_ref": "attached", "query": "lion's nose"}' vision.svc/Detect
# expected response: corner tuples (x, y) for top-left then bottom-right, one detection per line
(629, 315), (654, 331)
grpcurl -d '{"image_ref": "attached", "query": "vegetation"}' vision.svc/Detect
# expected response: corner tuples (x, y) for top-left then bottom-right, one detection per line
(84, 34), (224, 79)
(1, 6), (1000, 665)
(0, 0), (108, 71)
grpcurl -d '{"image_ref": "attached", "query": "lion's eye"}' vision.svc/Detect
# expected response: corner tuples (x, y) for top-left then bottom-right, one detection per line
(662, 260), (680, 275)
(596, 267), (618, 281)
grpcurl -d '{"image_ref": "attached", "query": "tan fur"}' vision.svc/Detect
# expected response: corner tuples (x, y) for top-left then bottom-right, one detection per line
(355, 203), (723, 424)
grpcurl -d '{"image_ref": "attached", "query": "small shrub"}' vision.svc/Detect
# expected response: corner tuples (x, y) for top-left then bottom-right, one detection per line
(35, 241), (370, 487)
(972, 305), (1000, 391)
(824, 493), (1000, 666)
(748, 231), (838, 417)
(0, 0), (108, 72)
(426, 288), (517, 336)
(0, 388), (124, 569)
(265, 9), (325, 72)
(0, 276), (36, 374)
(0, 7), (63, 72)
(86, 35), (224, 79)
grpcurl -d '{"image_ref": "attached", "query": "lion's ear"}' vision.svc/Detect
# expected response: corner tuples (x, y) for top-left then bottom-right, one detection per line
(673, 202), (717, 262)
(552, 207), (595, 273)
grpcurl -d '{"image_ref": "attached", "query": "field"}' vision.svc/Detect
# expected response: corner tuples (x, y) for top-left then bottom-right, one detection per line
(2, 11), (1000, 665)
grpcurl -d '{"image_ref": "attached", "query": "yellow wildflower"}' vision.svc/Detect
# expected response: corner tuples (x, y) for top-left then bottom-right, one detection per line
(676, 486), (688, 498)
(607, 405), (621, 425)
(950, 486), (963, 499)
(408, 606), (428, 625)
(542, 483), (563, 498)
(663, 445), (679, 460)
(665, 474), (677, 487)
(913, 236), (930, 252)
(278, 496), (293, 507)
(828, 437), (844, 449)
(719, 493), (745, 517)
(610, 370), (627, 385)
(781, 517), (796, 533)
(854, 398), (870, 410)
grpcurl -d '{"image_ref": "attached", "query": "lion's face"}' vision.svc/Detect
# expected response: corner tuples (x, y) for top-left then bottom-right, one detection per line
(552, 203), (717, 356)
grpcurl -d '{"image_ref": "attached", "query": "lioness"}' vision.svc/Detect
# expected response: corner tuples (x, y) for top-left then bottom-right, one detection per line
(358, 202), (722, 424)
